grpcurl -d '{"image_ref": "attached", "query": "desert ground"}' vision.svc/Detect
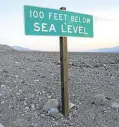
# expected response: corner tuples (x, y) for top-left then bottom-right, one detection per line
(0, 51), (119, 127)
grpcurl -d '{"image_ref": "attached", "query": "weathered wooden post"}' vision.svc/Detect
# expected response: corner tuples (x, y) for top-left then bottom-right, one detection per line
(59, 7), (69, 117)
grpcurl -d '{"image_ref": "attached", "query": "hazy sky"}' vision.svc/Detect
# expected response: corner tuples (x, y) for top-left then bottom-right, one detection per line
(0, 0), (119, 51)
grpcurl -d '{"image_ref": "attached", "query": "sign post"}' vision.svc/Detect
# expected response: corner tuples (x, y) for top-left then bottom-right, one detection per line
(59, 7), (69, 116)
(24, 5), (94, 117)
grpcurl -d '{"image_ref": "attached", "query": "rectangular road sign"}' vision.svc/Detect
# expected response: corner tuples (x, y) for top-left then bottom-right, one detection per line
(24, 5), (93, 37)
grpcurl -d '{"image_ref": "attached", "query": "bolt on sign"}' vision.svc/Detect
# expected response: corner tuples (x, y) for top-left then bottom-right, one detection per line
(24, 5), (93, 37)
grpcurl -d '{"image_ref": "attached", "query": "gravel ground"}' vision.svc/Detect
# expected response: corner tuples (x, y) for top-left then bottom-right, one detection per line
(0, 51), (119, 127)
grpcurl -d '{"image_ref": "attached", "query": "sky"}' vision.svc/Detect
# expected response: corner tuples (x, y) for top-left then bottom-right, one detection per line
(0, 0), (119, 51)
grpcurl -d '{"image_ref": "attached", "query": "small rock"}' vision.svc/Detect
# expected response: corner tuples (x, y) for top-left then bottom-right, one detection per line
(111, 102), (119, 109)
(48, 95), (52, 99)
(1, 101), (4, 104)
(48, 108), (59, 115)
(103, 64), (107, 67)
(31, 104), (35, 110)
(69, 102), (76, 109)
(55, 122), (59, 125)
(43, 99), (59, 112)
(38, 92), (42, 95)
(16, 92), (20, 96)
(42, 91), (45, 94)
(25, 106), (29, 110)
(0, 123), (5, 127)
(92, 94), (106, 105)
(19, 89), (22, 93)
(15, 75), (19, 78)
(41, 114), (45, 117)
(24, 101), (27, 106)
(39, 97), (43, 101)
(16, 62), (20, 64)
(1, 85), (5, 88)
(111, 76), (115, 79)
(34, 80), (39, 82)
(50, 112), (64, 120)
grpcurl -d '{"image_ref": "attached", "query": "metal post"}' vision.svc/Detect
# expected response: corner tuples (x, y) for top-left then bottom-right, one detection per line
(59, 7), (69, 117)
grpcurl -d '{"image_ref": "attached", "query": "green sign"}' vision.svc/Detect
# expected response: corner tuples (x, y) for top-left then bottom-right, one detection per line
(24, 5), (93, 37)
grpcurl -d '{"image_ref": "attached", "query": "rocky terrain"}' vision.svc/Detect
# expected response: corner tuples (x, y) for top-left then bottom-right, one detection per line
(0, 51), (119, 127)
